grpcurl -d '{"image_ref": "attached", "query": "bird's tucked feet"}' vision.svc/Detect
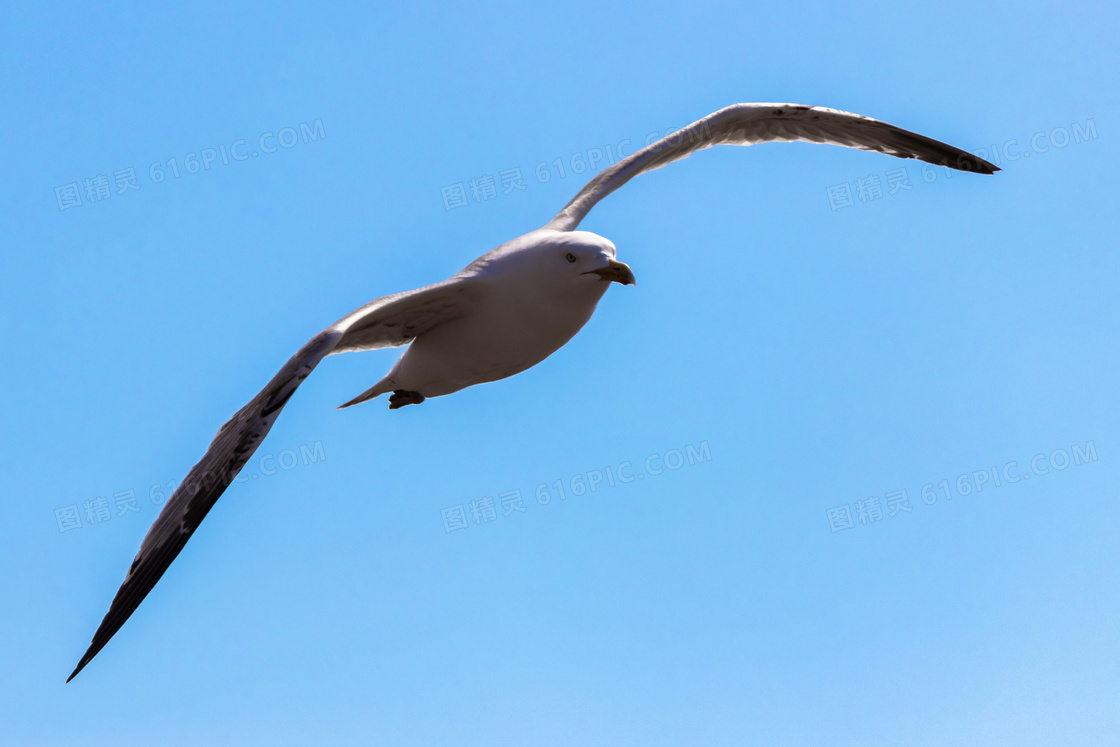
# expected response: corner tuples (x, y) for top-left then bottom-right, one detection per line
(389, 390), (425, 409)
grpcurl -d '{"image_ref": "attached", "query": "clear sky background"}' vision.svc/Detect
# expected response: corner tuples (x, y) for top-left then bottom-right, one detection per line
(2, 2), (1117, 745)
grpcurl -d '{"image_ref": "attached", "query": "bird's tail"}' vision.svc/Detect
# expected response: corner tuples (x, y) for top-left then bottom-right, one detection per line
(337, 381), (391, 409)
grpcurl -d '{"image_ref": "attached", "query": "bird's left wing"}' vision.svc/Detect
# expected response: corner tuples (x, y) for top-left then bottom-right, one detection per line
(68, 275), (479, 682)
(545, 103), (999, 232)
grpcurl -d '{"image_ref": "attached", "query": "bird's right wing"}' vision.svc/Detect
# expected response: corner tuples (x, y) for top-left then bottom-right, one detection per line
(545, 103), (999, 232)
(68, 275), (480, 682)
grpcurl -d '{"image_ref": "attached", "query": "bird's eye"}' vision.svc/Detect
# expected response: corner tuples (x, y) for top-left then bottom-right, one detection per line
(565, 252), (577, 263)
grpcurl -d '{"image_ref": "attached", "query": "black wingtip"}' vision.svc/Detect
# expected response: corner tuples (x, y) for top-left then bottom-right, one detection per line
(918, 143), (999, 176)
(67, 638), (105, 682)
(66, 657), (88, 683)
(952, 154), (1000, 175)
(973, 156), (1000, 174)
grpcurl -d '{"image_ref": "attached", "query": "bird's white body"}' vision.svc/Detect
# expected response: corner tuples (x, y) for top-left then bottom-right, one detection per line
(350, 229), (623, 402)
(377, 272), (606, 397)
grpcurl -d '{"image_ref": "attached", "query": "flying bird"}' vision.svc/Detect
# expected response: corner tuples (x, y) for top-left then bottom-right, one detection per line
(68, 103), (998, 681)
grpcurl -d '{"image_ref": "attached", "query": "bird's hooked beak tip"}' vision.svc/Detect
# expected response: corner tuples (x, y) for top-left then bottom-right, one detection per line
(585, 259), (636, 286)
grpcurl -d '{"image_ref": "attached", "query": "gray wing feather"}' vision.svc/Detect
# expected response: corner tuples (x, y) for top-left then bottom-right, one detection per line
(68, 276), (477, 682)
(330, 277), (480, 354)
(546, 103), (999, 232)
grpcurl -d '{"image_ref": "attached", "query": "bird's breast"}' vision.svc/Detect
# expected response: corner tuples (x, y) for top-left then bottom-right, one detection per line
(391, 284), (605, 396)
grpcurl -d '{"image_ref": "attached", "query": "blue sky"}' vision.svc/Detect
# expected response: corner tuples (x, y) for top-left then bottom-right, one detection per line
(2, 2), (1117, 745)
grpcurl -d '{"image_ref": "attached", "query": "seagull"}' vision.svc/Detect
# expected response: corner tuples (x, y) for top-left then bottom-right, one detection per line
(67, 103), (998, 681)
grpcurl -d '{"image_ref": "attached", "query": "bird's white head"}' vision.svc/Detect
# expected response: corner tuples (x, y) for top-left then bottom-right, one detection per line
(469, 229), (634, 297)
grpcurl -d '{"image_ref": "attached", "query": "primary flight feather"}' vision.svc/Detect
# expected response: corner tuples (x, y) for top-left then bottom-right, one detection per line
(68, 103), (997, 682)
